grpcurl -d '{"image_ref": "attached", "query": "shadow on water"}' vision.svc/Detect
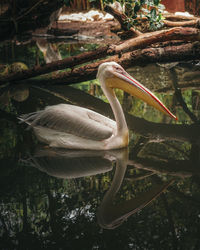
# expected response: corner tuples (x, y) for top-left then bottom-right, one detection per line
(0, 39), (200, 250)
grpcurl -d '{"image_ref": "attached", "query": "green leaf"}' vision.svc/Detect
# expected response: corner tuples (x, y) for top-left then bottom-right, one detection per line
(134, 2), (140, 13)
(153, 0), (160, 5)
(150, 8), (157, 20)
(127, 22), (132, 30)
(140, 0), (145, 5)
(103, 0), (114, 3)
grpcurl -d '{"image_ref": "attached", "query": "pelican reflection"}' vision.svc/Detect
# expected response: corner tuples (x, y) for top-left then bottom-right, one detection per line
(97, 152), (173, 229)
(27, 148), (118, 178)
(26, 147), (173, 229)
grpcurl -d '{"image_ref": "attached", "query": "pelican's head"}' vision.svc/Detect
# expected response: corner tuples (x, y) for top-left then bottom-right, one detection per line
(97, 62), (177, 120)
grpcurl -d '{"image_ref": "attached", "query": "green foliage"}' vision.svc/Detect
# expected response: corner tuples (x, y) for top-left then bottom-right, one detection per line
(104, 0), (164, 31)
(103, 0), (115, 4)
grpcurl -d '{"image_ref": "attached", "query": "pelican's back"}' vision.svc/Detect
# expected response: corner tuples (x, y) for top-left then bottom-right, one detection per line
(19, 104), (116, 141)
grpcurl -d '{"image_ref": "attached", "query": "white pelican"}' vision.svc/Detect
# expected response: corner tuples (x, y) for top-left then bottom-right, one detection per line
(20, 62), (177, 150)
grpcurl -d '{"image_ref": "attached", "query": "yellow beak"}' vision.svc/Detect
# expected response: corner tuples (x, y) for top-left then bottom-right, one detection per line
(106, 71), (177, 120)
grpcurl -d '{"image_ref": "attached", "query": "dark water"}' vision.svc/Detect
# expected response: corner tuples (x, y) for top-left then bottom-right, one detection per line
(0, 39), (200, 250)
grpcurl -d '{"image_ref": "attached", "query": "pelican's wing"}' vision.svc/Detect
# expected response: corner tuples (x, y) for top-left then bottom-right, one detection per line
(20, 104), (116, 141)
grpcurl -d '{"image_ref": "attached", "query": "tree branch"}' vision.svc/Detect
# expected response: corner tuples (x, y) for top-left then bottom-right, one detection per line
(21, 42), (200, 86)
(111, 27), (200, 54)
(0, 45), (109, 85)
(163, 19), (200, 28)
(104, 5), (142, 37)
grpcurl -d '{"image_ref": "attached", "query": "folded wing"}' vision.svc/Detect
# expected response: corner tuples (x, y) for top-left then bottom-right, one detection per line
(20, 104), (116, 141)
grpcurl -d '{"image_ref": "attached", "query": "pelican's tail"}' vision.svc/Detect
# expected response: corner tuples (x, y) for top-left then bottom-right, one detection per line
(18, 111), (43, 126)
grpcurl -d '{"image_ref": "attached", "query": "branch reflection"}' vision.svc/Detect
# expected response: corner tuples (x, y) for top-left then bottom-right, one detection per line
(27, 147), (178, 230)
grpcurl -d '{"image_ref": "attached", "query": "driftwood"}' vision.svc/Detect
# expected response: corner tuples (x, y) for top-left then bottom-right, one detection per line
(22, 42), (200, 86)
(1, 27), (199, 85)
(0, 46), (109, 85)
(163, 13), (199, 21)
(0, 3), (200, 85)
(163, 19), (200, 28)
(111, 27), (200, 53)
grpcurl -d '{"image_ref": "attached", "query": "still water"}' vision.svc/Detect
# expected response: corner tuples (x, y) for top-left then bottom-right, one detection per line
(0, 39), (200, 250)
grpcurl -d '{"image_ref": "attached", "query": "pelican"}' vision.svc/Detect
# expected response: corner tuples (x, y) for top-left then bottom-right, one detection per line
(20, 62), (177, 150)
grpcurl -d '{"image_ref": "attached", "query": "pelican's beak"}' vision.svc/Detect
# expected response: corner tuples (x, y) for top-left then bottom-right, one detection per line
(106, 71), (177, 120)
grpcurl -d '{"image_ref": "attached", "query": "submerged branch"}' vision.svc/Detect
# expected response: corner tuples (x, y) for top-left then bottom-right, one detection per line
(170, 67), (199, 123)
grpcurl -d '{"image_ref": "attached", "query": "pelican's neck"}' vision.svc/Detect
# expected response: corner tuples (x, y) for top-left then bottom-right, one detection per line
(102, 83), (128, 135)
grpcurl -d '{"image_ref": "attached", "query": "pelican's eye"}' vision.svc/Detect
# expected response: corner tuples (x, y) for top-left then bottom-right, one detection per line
(113, 65), (124, 74)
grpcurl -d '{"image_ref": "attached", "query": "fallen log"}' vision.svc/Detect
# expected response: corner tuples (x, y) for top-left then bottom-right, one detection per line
(163, 19), (200, 28)
(1, 27), (199, 85)
(163, 13), (199, 21)
(111, 27), (200, 53)
(0, 45), (109, 85)
(21, 41), (200, 86)
(105, 5), (200, 52)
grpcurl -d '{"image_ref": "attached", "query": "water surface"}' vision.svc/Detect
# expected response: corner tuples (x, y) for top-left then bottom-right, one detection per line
(0, 39), (200, 250)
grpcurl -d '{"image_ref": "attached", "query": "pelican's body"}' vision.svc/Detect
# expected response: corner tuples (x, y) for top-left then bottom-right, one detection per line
(20, 62), (177, 150)
(24, 103), (121, 150)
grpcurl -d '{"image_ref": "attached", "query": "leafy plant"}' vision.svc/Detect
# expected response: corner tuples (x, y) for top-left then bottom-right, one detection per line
(104, 0), (165, 31)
